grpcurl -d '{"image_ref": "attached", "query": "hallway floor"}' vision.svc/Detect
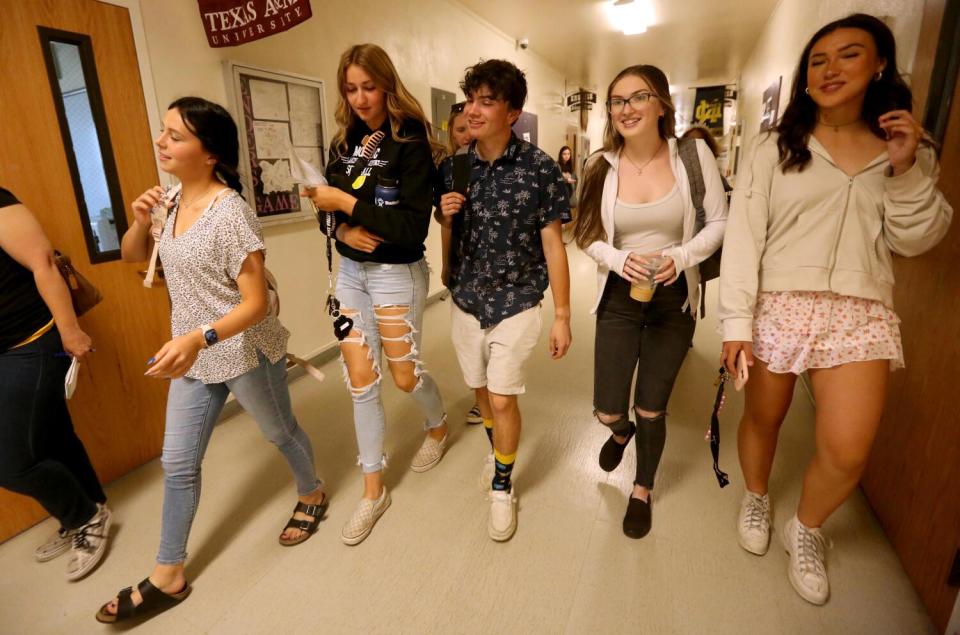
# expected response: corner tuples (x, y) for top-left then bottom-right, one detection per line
(0, 247), (934, 634)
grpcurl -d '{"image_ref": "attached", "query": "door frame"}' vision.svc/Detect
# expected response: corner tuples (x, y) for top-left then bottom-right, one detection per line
(99, 0), (167, 187)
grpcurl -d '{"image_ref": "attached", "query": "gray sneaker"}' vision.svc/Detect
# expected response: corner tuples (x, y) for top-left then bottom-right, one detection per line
(410, 434), (447, 473)
(738, 491), (772, 555)
(782, 514), (830, 605)
(34, 527), (74, 562)
(341, 487), (391, 546)
(65, 504), (112, 581)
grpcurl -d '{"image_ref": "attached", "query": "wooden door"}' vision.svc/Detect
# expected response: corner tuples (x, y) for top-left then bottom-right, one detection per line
(0, 0), (169, 541)
(861, 3), (960, 631)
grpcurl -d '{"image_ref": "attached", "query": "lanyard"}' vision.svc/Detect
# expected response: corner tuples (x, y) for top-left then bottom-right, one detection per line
(709, 368), (731, 488)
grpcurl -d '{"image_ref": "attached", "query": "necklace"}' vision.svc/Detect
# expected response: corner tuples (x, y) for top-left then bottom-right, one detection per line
(178, 184), (216, 211)
(818, 116), (862, 133)
(622, 140), (662, 175)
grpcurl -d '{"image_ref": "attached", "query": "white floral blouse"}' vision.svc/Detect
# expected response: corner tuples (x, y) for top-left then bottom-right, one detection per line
(159, 189), (288, 384)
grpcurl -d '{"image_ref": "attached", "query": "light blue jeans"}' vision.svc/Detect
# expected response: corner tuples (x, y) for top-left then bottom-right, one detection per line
(336, 257), (446, 473)
(157, 351), (319, 564)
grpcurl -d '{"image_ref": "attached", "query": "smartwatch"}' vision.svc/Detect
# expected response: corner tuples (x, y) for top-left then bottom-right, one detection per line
(200, 323), (218, 348)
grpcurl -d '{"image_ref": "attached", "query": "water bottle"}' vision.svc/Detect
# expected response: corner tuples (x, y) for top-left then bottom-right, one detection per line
(374, 177), (399, 208)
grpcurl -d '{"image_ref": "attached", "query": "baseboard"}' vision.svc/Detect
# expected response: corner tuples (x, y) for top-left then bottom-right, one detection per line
(218, 287), (450, 421)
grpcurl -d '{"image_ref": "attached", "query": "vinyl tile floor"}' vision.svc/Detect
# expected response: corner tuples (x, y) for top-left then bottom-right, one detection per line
(0, 246), (934, 634)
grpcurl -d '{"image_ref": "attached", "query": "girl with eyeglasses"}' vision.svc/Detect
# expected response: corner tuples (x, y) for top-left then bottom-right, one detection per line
(572, 65), (727, 539)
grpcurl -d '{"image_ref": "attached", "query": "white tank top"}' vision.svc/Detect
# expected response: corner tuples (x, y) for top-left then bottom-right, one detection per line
(612, 184), (684, 254)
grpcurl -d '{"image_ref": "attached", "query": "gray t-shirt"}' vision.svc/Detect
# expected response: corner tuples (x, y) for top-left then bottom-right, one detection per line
(159, 189), (288, 384)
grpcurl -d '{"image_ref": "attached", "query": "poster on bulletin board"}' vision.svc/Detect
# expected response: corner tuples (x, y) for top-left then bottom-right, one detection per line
(226, 62), (327, 225)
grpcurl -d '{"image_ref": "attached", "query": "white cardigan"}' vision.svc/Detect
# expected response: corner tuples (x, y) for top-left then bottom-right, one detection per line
(583, 138), (728, 316)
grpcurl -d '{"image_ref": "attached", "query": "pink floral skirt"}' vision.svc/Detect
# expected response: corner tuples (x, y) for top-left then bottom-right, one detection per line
(752, 291), (904, 374)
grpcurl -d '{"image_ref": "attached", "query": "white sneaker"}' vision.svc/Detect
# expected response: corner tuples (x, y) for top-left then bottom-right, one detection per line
(410, 434), (447, 473)
(65, 504), (112, 581)
(478, 452), (495, 491)
(738, 491), (772, 555)
(782, 514), (830, 605)
(465, 404), (483, 425)
(488, 488), (517, 542)
(34, 527), (74, 562)
(341, 487), (391, 546)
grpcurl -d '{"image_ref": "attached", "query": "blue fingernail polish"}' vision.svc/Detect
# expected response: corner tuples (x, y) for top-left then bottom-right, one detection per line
(147, 357), (155, 364)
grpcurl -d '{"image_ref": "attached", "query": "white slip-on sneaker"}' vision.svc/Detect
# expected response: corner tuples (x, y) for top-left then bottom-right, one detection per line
(341, 487), (391, 546)
(478, 452), (495, 491)
(465, 404), (483, 425)
(410, 434), (447, 473)
(782, 514), (830, 605)
(738, 491), (772, 555)
(65, 504), (112, 581)
(488, 488), (517, 542)
(35, 526), (75, 563)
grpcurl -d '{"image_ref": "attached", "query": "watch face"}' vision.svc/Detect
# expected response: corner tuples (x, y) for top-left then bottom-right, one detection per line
(204, 329), (218, 346)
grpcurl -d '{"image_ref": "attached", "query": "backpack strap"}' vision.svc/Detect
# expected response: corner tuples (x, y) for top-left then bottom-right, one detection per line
(678, 137), (707, 233)
(677, 137), (709, 318)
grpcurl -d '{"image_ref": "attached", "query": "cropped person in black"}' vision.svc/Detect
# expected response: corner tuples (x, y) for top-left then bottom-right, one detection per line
(0, 187), (110, 580)
(304, 44), (447, 546)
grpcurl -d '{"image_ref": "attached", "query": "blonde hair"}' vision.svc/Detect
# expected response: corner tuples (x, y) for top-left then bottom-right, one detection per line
(331, 44), (445, 164)
(445, 109), (467, 156)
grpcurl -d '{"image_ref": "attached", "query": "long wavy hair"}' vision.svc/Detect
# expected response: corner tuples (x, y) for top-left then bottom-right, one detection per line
(331, 44), (445, 164)
(776, 13), (913, 172)
(573, 65), (676, 248)
(168, 97), (243, 196)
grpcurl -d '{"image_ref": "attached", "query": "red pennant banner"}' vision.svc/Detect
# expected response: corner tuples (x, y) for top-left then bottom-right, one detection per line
(197, 0), (312, 48)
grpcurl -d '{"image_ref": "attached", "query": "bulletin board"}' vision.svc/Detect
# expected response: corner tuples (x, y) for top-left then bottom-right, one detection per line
(225, 62), (327, 225)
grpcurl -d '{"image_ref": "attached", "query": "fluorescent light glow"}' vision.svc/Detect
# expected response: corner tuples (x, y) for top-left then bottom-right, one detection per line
(604, 0), (655, 36)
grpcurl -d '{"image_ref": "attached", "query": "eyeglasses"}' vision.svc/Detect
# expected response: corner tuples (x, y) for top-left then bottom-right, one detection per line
(451, 102), (465, 114)
(607, 91), (657, 114)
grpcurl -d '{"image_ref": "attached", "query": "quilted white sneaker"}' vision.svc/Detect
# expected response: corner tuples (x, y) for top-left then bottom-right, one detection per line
(65, 504), (112, 581)
(782, 514), (830, 605)
(341, 487), (391, 546)
(410, 434), (447, 473)
(478, 452), (495, 491)
(738, 491), (772, 555)
(34, 527), (74, 562)
(488, 488), (517, 542)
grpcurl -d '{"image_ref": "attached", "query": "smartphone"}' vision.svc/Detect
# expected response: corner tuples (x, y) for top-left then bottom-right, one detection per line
(734, 349), (749, 391)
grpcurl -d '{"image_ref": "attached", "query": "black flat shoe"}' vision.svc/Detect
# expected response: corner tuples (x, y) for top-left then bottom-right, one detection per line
(95, 578), (191, 624)
(599, 422), (636, 472)
(623, 495), (652, 539)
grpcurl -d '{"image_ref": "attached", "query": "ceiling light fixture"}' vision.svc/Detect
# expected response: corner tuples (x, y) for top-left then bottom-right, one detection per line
(604, 0), (655, 36)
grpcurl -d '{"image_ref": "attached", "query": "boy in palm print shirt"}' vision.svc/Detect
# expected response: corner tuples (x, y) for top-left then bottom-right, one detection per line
(435, 59), (572, 542)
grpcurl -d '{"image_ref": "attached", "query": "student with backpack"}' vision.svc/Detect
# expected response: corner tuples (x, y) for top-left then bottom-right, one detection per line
(571, 65), (727, 539)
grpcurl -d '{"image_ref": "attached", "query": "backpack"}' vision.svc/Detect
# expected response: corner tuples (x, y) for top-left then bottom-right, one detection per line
(677, 137), (725, 317)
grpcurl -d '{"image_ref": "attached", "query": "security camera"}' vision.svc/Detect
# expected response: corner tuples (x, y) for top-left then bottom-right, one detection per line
(518, 38), (529, 50)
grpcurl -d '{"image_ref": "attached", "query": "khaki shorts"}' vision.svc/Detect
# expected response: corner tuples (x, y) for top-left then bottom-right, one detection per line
(450, 303), (542, 395)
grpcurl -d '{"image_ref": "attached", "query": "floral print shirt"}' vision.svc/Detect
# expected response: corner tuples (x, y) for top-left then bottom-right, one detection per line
(437, 135), (570, 328)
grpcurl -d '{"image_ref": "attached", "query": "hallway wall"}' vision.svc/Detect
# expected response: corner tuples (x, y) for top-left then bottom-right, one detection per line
(137, 0), (578, 359)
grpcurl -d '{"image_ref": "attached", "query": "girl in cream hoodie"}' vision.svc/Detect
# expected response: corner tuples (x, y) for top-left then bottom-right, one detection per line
(719, 14), (952, 606)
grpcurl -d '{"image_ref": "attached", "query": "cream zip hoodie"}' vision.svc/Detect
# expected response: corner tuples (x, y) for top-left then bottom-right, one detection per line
(719, 133), (953, 342)
(583, 138), (728, 315)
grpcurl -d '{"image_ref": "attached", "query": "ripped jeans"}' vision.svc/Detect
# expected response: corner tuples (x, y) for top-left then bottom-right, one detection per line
(335, 257), (446, 473)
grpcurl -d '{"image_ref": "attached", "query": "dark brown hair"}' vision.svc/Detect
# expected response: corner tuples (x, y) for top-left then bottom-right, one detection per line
(776, 13), (912, 172)
(681, 126), (720, 157)
(573, 65), (675, 249)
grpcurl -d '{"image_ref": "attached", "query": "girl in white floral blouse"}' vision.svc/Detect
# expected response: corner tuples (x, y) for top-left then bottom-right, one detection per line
(97, 97), (326, 624)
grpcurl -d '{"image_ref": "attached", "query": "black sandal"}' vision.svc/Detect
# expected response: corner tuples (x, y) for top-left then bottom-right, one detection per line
(95, 578), (191, 623)
(278, 496), (328, 546)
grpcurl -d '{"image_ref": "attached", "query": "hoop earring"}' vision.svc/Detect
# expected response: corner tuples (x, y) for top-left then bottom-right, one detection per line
(804, 87), (810, 95)
(874, 70), (883, 81)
